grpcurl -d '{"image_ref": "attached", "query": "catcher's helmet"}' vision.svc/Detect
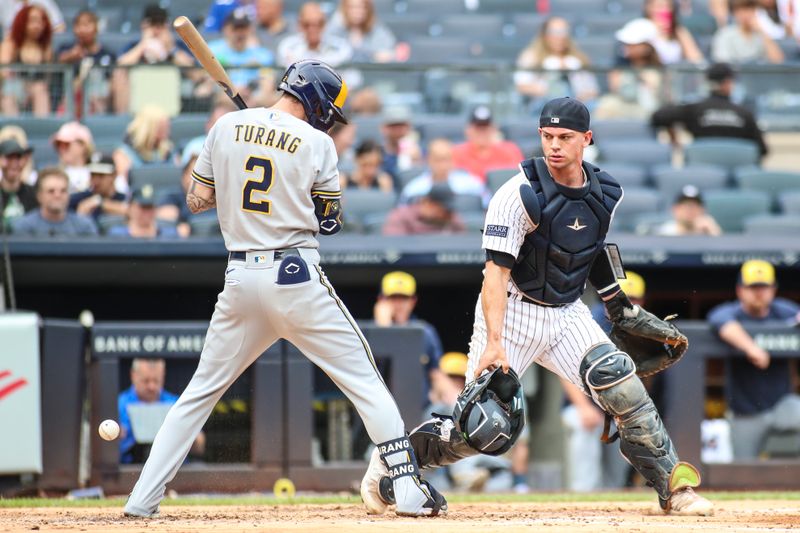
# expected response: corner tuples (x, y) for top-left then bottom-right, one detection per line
(453, 367), (526, 456)
(278, 60), (348, 131)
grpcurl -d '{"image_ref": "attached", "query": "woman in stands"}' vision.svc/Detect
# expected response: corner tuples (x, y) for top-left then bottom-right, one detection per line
(643, 0), (704, 64)
(514, 17), (599, 110)
(113, 105), (177, 184)
(326, 0), (398, 62)
(0, 5), (54, 116)
(340, 140), (395, 193)
(52, 121), (95, 193)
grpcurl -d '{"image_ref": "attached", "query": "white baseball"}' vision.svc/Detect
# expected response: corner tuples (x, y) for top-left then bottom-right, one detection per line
(98, 419), (120, 441)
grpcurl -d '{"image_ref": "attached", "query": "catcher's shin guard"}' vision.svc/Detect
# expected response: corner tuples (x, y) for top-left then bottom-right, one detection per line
(580, 343), (699, 503)
(370, 436), (447, 517)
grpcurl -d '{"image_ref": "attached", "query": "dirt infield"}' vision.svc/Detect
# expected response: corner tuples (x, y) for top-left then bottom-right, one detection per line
(0, 499), (798, 533)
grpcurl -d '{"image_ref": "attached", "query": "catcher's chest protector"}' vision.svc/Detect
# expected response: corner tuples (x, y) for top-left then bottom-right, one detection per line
(512, 158), (622, 305)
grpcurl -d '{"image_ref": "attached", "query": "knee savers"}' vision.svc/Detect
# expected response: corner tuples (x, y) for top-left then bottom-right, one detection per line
(580, 343), (678, 501)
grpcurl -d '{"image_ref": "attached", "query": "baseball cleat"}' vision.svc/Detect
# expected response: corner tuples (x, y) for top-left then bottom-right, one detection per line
(123, 508), (160, 519)
(361, 447), (391, 515)
(394, 477), (447, 517)
(663, 487), (714, 516)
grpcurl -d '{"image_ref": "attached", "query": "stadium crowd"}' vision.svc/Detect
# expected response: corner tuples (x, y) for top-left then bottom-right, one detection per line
(1, 0), (799, 239)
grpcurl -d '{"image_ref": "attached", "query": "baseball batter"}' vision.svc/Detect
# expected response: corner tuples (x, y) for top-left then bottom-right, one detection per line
(362, 97), (714, 516)
(124, 60), (445, 518)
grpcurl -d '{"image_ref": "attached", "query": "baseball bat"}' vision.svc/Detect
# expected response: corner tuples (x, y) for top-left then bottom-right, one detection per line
(173, 15), (248, 110)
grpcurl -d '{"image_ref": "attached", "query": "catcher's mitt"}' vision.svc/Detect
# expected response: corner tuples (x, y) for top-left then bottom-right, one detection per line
(606, 296), (689, 378)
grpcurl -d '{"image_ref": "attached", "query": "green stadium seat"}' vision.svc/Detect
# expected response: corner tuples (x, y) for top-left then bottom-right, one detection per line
(591, 119), (653, 141)
(651, 164), (728, 199)
(599, 162), (649, 188)
(487, 168), (519, 193)
(188, 215), (221, 237)
(438, 15), (504, 38)
(83, 114), (131, 144)
(743, 214), (800, 235)
(170, 114), (208, 145)
(704, 190), (771, 233)
(611, 188), (662, 232)
(97, 215), (126, 235)
(684, 138), (760, 171)
(460, 211), (487, 233)
(734, 169), (800, 201)
(0, 117), (66, 140)
(130, 166), (182, 192)
(341, 189), (397, 230)
(600, 139), (672, 167)
(452, 194), (483, 213)
(779, 190), (800, 214)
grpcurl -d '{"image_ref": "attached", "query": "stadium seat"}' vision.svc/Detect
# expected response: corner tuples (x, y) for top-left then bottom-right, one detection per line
(734, 169), (800, 198)
(651, 164), (728, 199)
(574, 36), (618, 67)
(599, 139), (672, 167)
(611, 188), (662, 232)
(406, 37), (474, 64)
(478, 40), (527, 61)
(502, 120), (537, 146)
(591, 119), (652, 141)
(352, 116), (384, 145)
(130, 166), (182, 192)
(599, 162), (649, 188)
(679, 12), (718, 36)
(632, 211), (673, 235)
(341, 189), (397, 227)
(460, 211), (487, 233)
(30, 139), (59, 167)
(100, 32), (138, 55)
(778, 190), (800, 214)
(397, 166), (426, 188)
(170, 114), (208, 145)
(417, 115), (466, 143)
(452, 195), (483, 213)
(683, 138), (760, 171)
(576, 14), (632, 38)
(188, 215), (221, 237)
(83, 114), (131, 144)
(381, 14), (432, 40)
(511, 14), (547, 38)
(487, 168), (519, 193)
(475, 0), (537, 13)
(362, 68), (423, 94)
(97, 215), (126, 235)
(363, 213), (388, 234)
(743, 214), (800, 235)
(400, 0), (466, 15)
(1, 117), (66, 140)
(437, 15), (504, 38)
(704, 190), (771, 233)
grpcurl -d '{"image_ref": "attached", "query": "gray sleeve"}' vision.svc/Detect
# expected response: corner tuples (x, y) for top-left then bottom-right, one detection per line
(369, 24), (397, 52)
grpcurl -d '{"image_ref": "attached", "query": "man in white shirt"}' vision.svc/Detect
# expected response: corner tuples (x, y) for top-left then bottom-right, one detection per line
(276, 2), (352, 67)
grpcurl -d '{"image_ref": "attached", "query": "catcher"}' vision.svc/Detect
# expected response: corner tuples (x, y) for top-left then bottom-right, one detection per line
(362, 97), (713, 516)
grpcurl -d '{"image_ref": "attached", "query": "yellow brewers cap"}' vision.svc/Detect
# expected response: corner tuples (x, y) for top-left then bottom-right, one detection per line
(439, 352), (468, 376)
(381, 271), (416, 297)
(739, 259), (775, 286)
(618, 270), (645, 300)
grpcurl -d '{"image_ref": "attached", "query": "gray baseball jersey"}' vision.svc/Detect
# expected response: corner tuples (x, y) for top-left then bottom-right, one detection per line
(192, 108), (340, 251)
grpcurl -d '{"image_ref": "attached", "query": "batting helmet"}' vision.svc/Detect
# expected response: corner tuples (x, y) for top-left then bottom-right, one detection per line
(278, 60), (348, 132)
(453, 367), (526, 456)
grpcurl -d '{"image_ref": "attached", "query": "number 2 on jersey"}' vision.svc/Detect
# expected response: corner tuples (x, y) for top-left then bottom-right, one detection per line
(242, 156), (274, 215)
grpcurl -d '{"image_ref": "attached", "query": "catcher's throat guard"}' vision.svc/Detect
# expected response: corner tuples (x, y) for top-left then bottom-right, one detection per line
(453, 367), (526, 456)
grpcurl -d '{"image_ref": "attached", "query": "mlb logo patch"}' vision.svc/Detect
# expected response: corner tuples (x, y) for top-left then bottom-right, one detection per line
(254, 255), (267, 263)
(550, 117), (560, 123)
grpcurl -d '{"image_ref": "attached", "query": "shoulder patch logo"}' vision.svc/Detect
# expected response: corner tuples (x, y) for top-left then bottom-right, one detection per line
(485, 225), (509, 238)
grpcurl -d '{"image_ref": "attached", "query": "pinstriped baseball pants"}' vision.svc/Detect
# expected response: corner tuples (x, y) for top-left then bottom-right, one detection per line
(465, 294), (610, 390)
(125, 248), (405, 515)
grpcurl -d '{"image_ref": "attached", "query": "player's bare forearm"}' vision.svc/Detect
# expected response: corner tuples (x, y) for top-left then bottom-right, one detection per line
(186, 181), (216, 214)
(482, 260), (511, 345)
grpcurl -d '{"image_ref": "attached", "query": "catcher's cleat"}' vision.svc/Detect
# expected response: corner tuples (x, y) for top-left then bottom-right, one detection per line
(361, 448), (391, 514)
(660, 462), (713, 516)
(663, 487), (714, 516)
(123, 508), (160, 519)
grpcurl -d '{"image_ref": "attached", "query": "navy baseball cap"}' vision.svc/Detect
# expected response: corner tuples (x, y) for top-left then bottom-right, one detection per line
(539, 97), (594, 144)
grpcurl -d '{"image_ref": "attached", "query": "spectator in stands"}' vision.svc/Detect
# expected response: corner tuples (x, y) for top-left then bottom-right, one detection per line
(56, 11), (117, 115)
(0, 139), (37, 229)
(350, 87), (383, 115)
(209, 10), (274, 93)
(156, 143), (202, 238)
(383, 183), (466, 235)
(710, 0), (788, 39)
(0, 125), (36, 186)
(374, 271), (450, 410)
(0, 5), (54, 116)
(51, 122), (94, 193)
(340, 140), (394, 193)
(642, 0), (705, 64)
(114, 5), (195, 114)
(708, 260), (800, 459)
(119, 358), (205, 464)
(652, 185), (723, 236)
(514, 17), (599, 107)
(255, 0), (291, 49)
(69, 154), (128, 222)
(651, 62), (768, 157)
(326, 0), (397, 62)
(0, 0), (64, 34)
(400, 139), (487, 207)
(712, 0), (784, 63)
(277, 2), (353, 67)
(595, 19), (663, 119)
(380, 107), (422, 184)
(329, 122), (357, 174)
(113, 105), (177, 182)
(452, 106), (524, 184)
(204, 0), (257, 34)
(108, 185), (179, 239)
(12, 167), (98, 237)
